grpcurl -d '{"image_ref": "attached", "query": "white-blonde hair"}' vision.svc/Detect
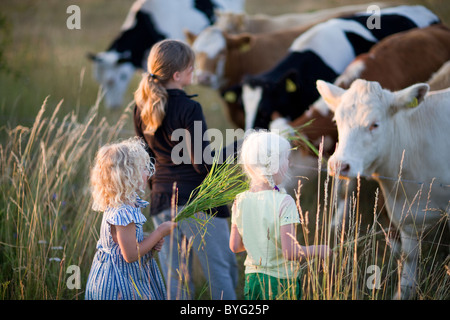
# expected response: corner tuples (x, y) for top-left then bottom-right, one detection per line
(239, 130), (291, 188)
(90, 137), (154, 211)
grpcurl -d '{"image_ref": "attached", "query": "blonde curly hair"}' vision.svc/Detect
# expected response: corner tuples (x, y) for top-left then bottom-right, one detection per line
(90, 137), (154, 211)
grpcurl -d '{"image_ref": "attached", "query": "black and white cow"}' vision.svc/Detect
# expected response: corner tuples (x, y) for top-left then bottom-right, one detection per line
(88, 0), (245, 109)
(242, 5), (440, 130)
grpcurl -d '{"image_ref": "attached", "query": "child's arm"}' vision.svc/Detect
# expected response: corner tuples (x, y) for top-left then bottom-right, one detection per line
(114, 221), (176, 263)
(229, 223), (245, 253)
(280, 224), (330, 261)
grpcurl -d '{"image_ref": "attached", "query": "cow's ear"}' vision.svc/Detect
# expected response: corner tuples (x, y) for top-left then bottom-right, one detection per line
(392, 83), (429, 113)
(281, 70), (297, 93)
(184, 30), (197, 45)
(235, 13), (246, 30)
(226, 33), (252, 52)
(316, 80), (345, 112)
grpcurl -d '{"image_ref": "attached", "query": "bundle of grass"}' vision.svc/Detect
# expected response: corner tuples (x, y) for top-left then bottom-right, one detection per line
(174, 153), (249, 223)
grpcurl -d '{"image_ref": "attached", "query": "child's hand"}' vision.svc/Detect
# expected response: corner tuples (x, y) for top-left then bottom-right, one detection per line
(315, 245), (332, 260)
(157, 221), (177, 238)
(153, 238), (164, 252)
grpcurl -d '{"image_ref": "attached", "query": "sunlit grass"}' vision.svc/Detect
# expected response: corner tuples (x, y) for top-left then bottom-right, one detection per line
(1, 0), (449, 300)
(0, 93), (133, 299)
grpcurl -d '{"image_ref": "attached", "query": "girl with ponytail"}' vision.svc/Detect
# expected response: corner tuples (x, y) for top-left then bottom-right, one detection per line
(134, 39), (194, 134)
(133, 39), (238, 300)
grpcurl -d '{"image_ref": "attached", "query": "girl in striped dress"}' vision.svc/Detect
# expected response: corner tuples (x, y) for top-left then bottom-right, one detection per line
(85, 137), (177, 300)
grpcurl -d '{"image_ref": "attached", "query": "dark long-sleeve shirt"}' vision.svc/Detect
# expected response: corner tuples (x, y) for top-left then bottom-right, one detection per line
(134, 89), (231, 217)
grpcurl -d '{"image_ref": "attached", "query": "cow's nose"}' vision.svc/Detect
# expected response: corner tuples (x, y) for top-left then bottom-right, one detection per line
(106, 79), (115, 87)
(197, 73), (211, 85)
(328, 159), (350, 177)
(340, 162), (350, 175)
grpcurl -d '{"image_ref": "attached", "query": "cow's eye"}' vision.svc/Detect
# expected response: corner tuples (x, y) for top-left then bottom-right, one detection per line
(369, 122), (379, 131)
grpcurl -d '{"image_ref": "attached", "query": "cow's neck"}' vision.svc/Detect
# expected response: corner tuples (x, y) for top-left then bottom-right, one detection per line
(374, 112), (428, 183)
(223, 47), (256, 88)
(373, 96), (450, 218)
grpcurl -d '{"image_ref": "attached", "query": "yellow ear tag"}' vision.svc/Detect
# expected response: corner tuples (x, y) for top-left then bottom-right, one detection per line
(286, 78), (297, 93)
(239, 42), (251, 53)
(406, 97), (419, 108)
(224, 91), (237, 103)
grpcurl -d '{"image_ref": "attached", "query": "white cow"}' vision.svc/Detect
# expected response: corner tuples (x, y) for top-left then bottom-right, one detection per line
(317, 78), (450, 299)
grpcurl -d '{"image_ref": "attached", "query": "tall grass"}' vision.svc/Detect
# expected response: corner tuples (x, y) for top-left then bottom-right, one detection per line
(1, 96), (448, 299)
(1, 0), (449, 301)
(0, 94), (133, 299)
(292, 149), (450, 300)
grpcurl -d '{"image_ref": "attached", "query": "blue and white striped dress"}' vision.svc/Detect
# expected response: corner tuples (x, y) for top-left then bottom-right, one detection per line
(85, 197), (167, 300)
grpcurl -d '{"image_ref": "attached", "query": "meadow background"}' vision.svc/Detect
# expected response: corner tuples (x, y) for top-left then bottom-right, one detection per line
(1, 0), (449, 300)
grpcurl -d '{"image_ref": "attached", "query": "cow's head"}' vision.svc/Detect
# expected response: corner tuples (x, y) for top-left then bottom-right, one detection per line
(213, 10), (246, 33)
(242, 70), (301, 130)
(317, 79), (429, 178)
(188, 27), (252, 89)
(188, 27), (226, 89)
(87, 50), (136, 109)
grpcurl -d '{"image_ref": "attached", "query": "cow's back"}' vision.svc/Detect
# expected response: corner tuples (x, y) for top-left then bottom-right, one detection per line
(358, 24), (450, 91)
(427, 60), (450, 91)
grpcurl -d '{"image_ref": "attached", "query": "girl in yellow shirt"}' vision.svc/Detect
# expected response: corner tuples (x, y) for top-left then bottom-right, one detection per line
(230, 131), (330, 300)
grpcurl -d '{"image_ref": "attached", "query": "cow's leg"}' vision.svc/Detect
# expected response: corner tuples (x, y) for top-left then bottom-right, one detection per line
(393, 228), (420, 300)
(387, 226), (402, 259)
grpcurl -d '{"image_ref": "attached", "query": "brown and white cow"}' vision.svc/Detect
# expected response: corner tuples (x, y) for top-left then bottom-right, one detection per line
(186, 25), (313, 90)
(335, 24), (450, 91)
(185, 25), (313, 127)
(317, 78), (450, 299)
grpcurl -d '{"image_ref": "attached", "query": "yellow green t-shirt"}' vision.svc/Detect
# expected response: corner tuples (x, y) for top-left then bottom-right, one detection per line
(231, 190), (301, 279)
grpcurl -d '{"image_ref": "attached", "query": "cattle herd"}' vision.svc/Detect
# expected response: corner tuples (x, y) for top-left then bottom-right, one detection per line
(88, 0), (450, 300)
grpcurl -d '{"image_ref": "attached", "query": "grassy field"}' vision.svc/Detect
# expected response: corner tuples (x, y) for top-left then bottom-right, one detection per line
(1, 0), (449, 300)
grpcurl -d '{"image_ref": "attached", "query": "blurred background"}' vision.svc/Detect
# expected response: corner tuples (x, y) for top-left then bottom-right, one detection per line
(1, 0), (449, 134)
(1, 0), (449, 300)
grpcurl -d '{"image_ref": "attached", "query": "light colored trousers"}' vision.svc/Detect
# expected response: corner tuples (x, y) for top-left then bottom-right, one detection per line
(152, 208), (238, 300)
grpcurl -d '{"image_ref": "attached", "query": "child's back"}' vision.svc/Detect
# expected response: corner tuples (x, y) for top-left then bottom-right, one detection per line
(233, 190), (300, 278)
(230, 131), (330, 300)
